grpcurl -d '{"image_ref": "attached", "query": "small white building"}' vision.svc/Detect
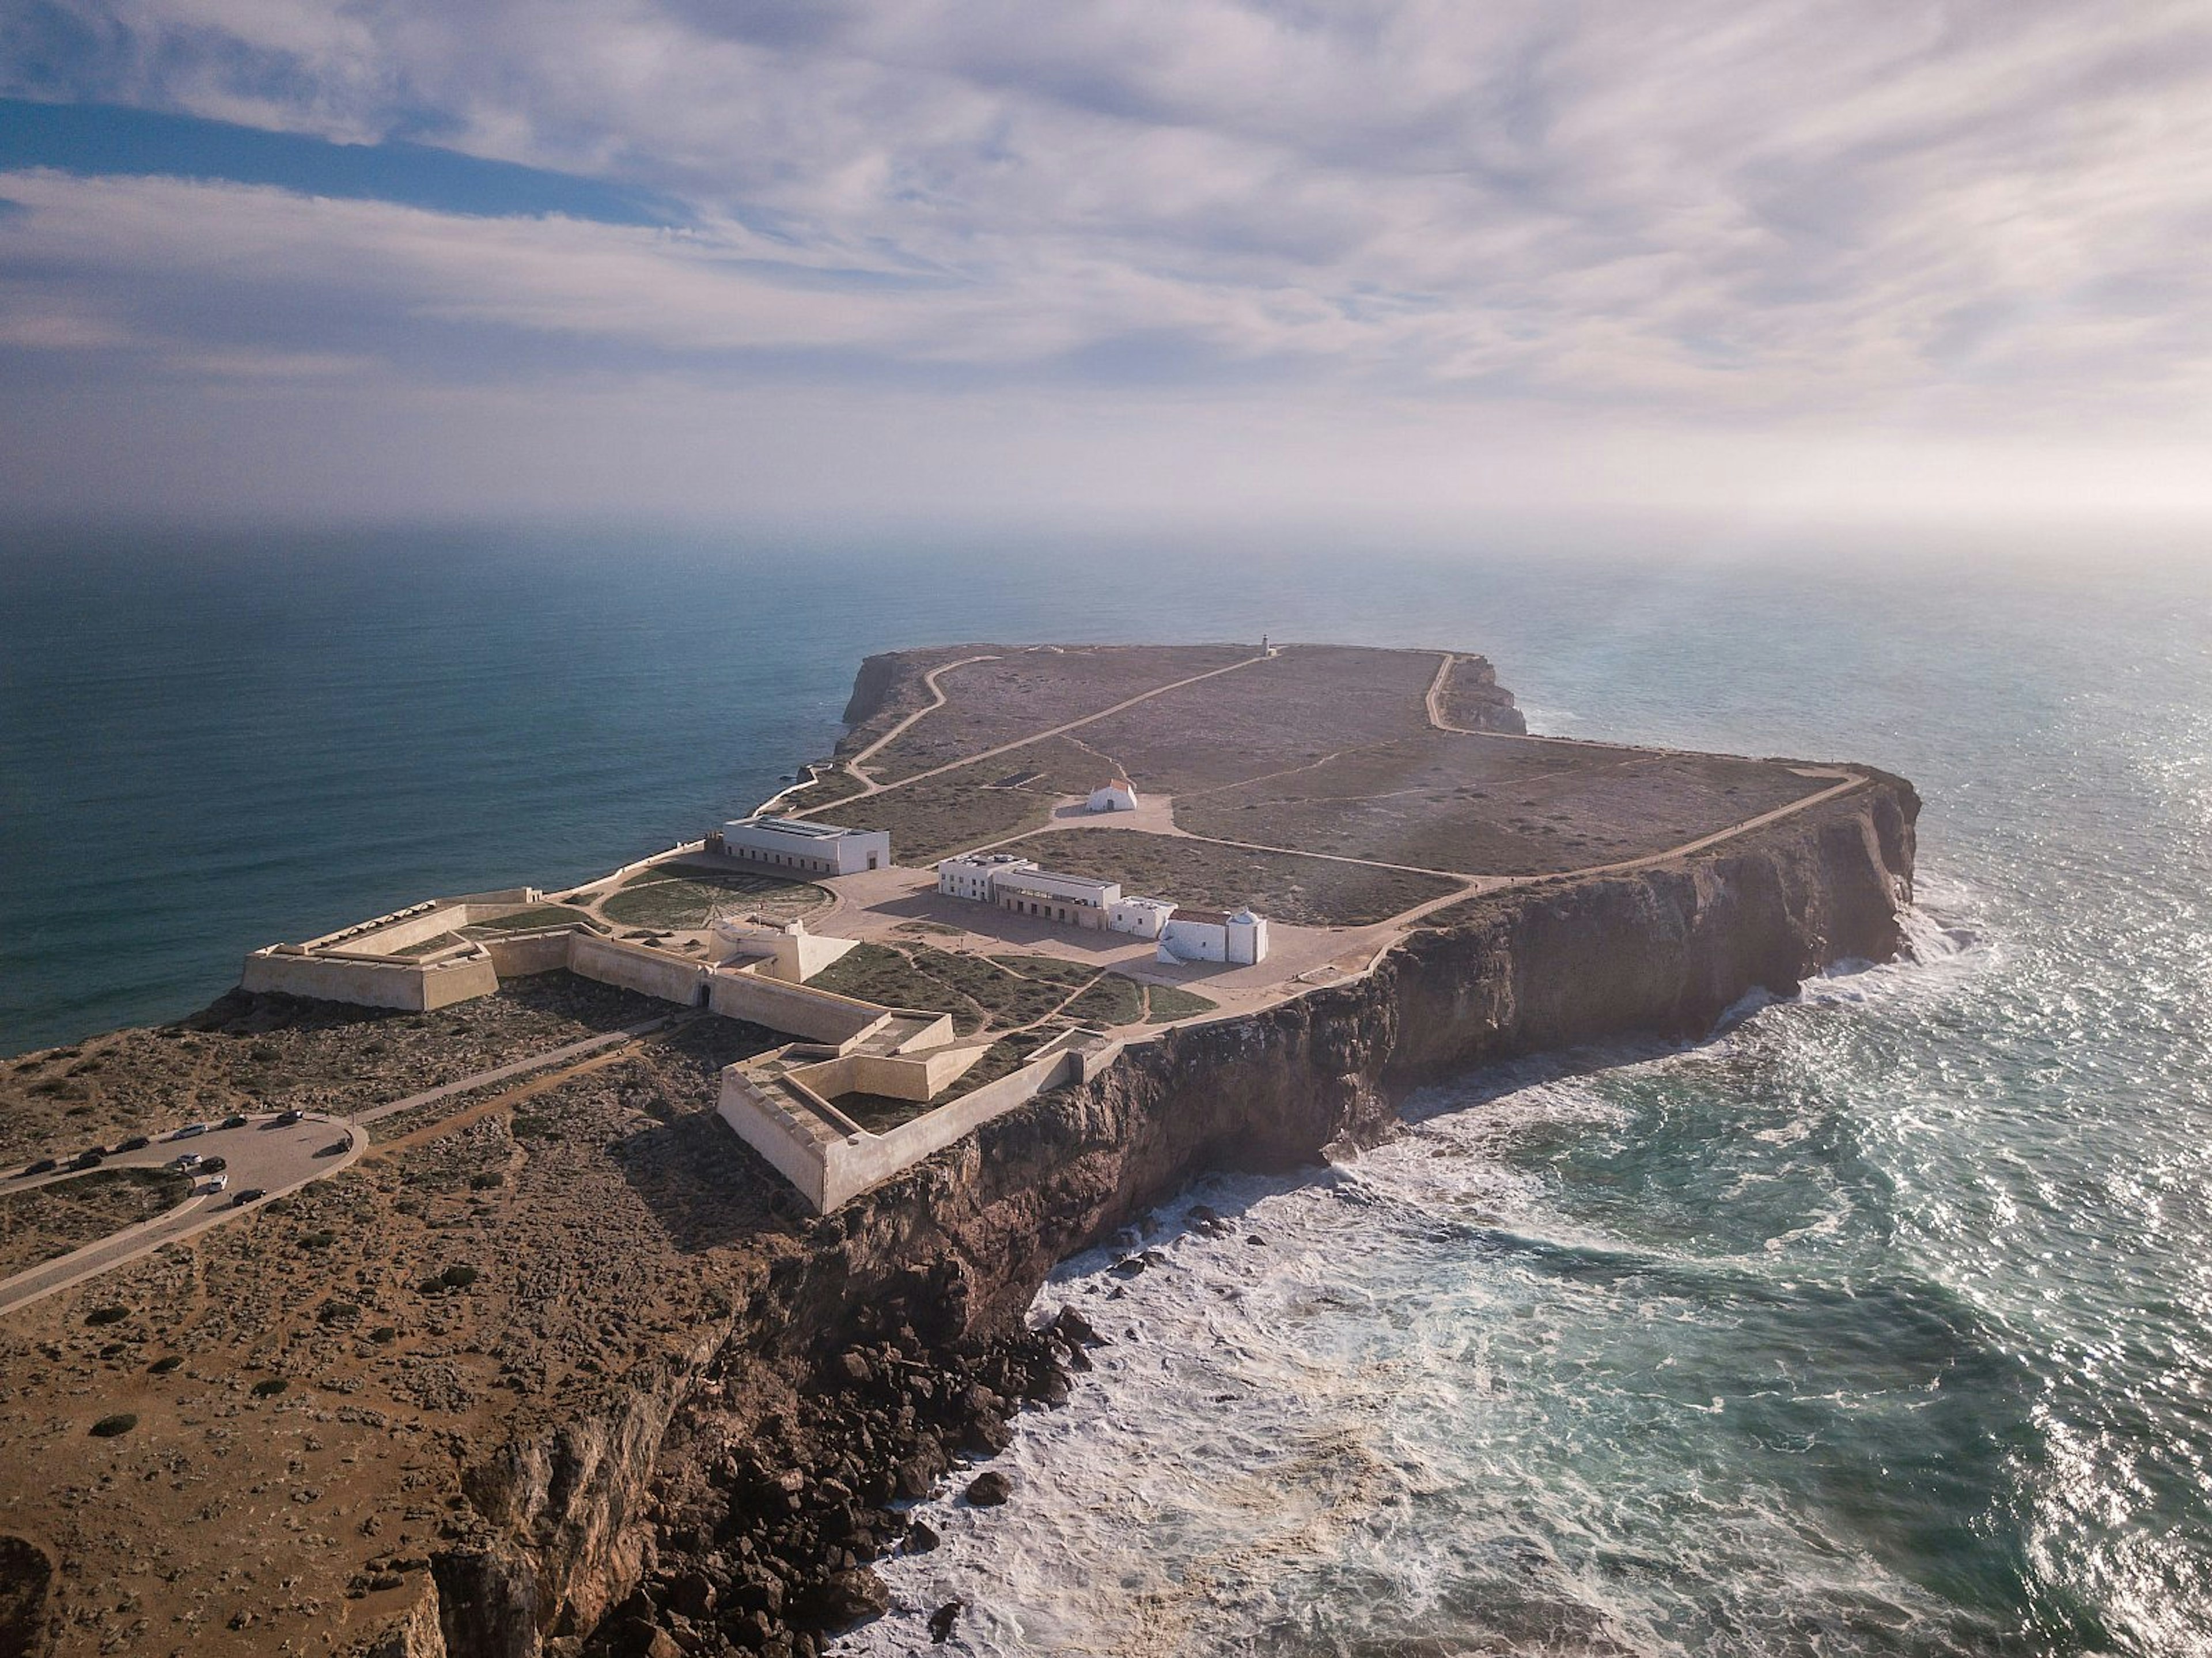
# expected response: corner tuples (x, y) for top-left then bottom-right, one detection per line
(1158, 906), (1271, 966)
(714, 816), (889, 876)
(1086, 777), (1141, 813)
(937, 853), (1039, 902)
(1107, 895), (1176, 940)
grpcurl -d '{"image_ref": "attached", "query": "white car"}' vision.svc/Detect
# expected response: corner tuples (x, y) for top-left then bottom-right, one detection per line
(172, 1152), (203, 1171)
(199, 1175), (228, 1195)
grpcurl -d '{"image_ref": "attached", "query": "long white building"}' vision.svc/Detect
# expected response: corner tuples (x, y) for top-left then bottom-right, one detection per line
(929, 858), (1203, 938)
(714, 816), (890, 876)
(935, 853), (1176, 939)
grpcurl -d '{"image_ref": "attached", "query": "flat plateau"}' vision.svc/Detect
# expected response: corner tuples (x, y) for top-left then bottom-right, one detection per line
(0, 642), (1916, 1658)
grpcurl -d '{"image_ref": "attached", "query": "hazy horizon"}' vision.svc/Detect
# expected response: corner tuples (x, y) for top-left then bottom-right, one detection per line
(7, 2), (2212, 531)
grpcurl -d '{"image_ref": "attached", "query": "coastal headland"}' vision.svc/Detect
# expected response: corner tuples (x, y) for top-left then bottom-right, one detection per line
(0, 644), (1918, 1658)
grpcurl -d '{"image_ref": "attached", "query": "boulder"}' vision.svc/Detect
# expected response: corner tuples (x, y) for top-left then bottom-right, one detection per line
(964, 1471), (1011, 1507)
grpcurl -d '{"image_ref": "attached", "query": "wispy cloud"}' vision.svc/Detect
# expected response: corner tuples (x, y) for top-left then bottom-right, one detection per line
(5, 0), (2212, 520)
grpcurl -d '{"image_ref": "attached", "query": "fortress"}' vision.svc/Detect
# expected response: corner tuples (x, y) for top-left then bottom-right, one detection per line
(241, 816), (1264, 1212)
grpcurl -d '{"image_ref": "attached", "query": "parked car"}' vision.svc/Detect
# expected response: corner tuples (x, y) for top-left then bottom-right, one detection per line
(78, 1144), (108, 1159)
(72, 1150), (105, 1170)
(171, 1152), (203, 1171)
(230, 1188), (267, 1206)
(198, 1156), (228, 1174)
(200, 1175), (229, 1194)
(20, 1158), (57, 1178)
(115, 1135), (151, 1152)
(172, 1123), (209, 1140)
(220, 1114), (249, 1130)
(273, 1109), (304, 1126)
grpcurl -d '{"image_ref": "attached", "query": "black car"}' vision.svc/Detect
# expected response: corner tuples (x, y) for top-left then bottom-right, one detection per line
(20, 1158), (57, 1177)
(221, 1114), (250, 1129)
(73, 1150), (106, 1169)
(273, 1109), (304, 1126)
(198, 1156), (228, 1174)
(116, 1135), (151, 1152)
(78, 1144), (108, 1159)
(231, 1187), (267, 1206)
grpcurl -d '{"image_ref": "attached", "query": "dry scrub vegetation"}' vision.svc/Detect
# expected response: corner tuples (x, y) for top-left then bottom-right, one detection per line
(0, 975), (809, 1658)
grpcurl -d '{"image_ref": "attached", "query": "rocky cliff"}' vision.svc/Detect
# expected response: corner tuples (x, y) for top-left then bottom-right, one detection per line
(379, 772), (1918, 1658)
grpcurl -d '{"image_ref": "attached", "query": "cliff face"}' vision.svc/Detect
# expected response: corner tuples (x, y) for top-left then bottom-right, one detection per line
(396, 775), (1918, 1657)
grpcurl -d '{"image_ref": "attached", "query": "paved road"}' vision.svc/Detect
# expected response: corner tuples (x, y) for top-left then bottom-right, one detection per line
(0, 1113), (362, 1316)
(0, 1016), (669, 1316)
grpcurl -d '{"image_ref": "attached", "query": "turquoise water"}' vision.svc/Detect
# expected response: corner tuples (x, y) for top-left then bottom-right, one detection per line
(6, 526), (2212, 1653)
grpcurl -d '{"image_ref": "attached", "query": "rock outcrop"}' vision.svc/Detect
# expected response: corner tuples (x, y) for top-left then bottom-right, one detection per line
(369, 771), (1918, 1657)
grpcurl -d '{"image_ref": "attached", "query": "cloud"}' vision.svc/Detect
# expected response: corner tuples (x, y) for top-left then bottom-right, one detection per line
(5, 0), (2212, 518)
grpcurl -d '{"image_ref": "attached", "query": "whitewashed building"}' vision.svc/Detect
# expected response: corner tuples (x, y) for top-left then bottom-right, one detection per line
(1158, 906), (1271, 966)
(995, 869), (1120, 930)
(714, 816), (889, 876)
(938, 852), (1180, 939)
(1107, 895), (1176, 939)
(937, 853), (1038, 902)
(1086, 777), (1141, 813)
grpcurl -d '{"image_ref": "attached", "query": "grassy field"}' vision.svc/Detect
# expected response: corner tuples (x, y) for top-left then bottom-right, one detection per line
(1143, 983), (1218, 1023)
(823, 643), (1820, 887)
(597, 866), (831, 930)
(776, 766), (870, 812)
(806, 944), (1078, 1032)
(1173, 731), (1821, 876)
(815, 735), (1115, 861)
(1060, 975), (1145, 1027)
(395, 931), (469, 956)
(861, 645), (1254, 782)
(0, 1167), (195, 1278)
(994, 829), (1461, 927)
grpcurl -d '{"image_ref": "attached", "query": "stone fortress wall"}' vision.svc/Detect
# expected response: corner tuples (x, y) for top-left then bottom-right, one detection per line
(237, 854), (1132, 1212)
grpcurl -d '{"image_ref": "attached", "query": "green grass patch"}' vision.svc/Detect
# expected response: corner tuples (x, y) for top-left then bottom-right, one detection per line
(985, 954), (1095, 988)
(808, 944), (1080, 1032)
(1059, 975), (1145, 1028)
(394, 931), (469, 956)
(1143, 984), (1219, 1023)
(600, 867), (830, 930)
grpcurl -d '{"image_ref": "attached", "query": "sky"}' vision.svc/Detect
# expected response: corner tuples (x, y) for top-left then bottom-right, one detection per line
(3, 1), (2211, 530)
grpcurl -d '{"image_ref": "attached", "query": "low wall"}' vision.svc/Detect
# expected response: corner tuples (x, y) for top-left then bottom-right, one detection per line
(483, 933), (577, 978)
(815, 1047), (1086, 1210)
(568, 936), (711, 1006)
(717, 1075), (832, 1206)
(789, 1042), (991, 1106)
(709, 971), (884, 1046)
(328, 907), (463, 957)
(240, 950), (499, 1012)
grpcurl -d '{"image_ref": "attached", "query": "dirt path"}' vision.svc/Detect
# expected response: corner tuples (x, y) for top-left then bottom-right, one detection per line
(846, 653), (1003, 785)
(369, 1042), (653, 1156)
(824, 649), (1273, 804)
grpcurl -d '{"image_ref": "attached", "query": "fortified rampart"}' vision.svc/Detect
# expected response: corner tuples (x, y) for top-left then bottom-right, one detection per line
(718, 1028), (1126, 1211)
(369, 773), (1918, 1658)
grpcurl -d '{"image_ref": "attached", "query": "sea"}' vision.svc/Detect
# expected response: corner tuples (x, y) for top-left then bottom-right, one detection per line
(3, 524), (2210, 1655)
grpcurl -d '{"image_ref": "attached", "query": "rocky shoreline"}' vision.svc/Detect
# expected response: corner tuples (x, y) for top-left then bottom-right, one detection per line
(374, 770), (1918, 1658)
